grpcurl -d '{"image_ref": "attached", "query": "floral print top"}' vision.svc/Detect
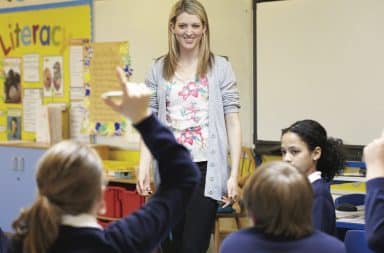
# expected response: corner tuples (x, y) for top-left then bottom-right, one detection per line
(165, 74), (209, 162)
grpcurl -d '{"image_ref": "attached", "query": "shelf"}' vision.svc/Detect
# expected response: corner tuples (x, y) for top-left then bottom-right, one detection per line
(106, 176), (136, 184)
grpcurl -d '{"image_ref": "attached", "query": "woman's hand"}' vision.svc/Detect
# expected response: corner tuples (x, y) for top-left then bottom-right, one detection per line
(221, 176), (239, 208)
(136, 166), (152, 196)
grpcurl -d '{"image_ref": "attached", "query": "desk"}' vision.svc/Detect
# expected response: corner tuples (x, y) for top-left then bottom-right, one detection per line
(336, 205), (365, 230)
(333, 176), (366, 182)
(336, 218), (364, 230)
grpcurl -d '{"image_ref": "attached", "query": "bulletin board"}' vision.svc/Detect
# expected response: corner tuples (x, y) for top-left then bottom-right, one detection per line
(0, 0), (92, 141)
(82, 41), (132, 137)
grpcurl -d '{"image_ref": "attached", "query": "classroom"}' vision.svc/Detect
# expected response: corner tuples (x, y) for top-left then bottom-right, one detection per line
(0, 0), (383, 253)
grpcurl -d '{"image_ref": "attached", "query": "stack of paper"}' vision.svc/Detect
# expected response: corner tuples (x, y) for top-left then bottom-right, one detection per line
(36, 104), (66, 144)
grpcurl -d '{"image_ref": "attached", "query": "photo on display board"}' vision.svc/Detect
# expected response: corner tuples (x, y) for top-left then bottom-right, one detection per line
(7, 115), (21, 140)
(3, 58), (22, 104)
(43, 56), (63, 97)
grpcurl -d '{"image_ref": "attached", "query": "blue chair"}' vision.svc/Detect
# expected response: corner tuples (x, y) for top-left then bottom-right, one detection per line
(344, 230), (374, 253)
(335, 193), (365, 209)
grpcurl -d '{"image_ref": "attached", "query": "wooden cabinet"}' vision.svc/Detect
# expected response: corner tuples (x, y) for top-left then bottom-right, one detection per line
(0, 145), (47, 232)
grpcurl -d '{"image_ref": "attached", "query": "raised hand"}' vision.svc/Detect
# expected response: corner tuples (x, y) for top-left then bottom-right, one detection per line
(102, 67), (151, 124)
(364, 132), (384, 180)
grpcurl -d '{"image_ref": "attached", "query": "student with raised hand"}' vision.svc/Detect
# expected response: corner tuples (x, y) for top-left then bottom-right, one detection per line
(281, 119), (345, 236)
(220, 161), (345, 253)
(0, 227), (8, 253)
(7, 67), (200, 253)
(363, 133), (384, 253)
(137, 0), (241, 252)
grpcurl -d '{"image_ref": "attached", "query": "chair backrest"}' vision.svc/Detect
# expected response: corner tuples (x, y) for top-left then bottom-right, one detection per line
(237, 147), (257, 187)
(335, 193), (365, 208)
(344, 230), (374, 253)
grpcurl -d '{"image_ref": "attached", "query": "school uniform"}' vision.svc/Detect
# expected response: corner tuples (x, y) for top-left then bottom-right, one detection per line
(309, 171), (337, 236)
(220, 227), (345, 253)
(9, 114), (200, 253)
(0, 227), (8, 253)
(365, 177), (384, 253)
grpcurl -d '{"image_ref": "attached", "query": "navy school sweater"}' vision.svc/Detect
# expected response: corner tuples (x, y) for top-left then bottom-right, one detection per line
(365, 177), (384, 253)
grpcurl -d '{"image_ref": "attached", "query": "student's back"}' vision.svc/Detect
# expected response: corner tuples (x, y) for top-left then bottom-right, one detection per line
(219, 161), (345, 253)
(221, 228), (344, 253)
(0, 228), (8, 253)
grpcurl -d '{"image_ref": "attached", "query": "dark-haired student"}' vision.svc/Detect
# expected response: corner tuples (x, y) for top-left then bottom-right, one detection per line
(7, 67), (200, 253)
(363, 132), (384, 253)
(281, 119), (345, 235)
(220, 161), (345, 253)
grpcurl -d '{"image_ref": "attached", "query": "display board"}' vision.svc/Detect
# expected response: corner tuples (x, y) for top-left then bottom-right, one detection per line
(0, 0), (92, 141)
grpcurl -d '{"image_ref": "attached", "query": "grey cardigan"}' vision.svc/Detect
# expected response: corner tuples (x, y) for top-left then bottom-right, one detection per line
(144, 55), (240, 201)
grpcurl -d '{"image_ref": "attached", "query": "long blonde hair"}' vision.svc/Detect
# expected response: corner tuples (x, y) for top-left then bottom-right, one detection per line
(12, 140), (104, 253)
(163, 0), (213, 81)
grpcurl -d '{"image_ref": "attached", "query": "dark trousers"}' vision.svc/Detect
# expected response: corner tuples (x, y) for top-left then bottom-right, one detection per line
(161, 162), (218, 253)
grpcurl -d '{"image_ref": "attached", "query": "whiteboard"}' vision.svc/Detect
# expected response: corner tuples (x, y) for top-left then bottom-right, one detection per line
(257, 0), (384, 145)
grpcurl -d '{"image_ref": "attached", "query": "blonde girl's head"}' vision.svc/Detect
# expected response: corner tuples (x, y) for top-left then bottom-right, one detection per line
(12, 140), (104, 253)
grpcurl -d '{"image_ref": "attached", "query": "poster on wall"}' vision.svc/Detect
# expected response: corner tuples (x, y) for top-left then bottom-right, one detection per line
(23, 54), (40, 82)
(83, 41), (134, 137)
(0, 109), (5, 134)
(23, 88), (42, 132)
(43, 56), (63, 97)
(7, 109), (22, 140)
(3, 58), (22, 103)
(70, 40), (88, 100)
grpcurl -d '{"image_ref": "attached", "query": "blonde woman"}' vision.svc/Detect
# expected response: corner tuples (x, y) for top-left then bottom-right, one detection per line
(137, 0), (241, 252)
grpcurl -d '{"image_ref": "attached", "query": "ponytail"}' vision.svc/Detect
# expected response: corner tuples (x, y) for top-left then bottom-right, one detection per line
(318, 137), (345, 182)
(12, 195), (61, 253)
